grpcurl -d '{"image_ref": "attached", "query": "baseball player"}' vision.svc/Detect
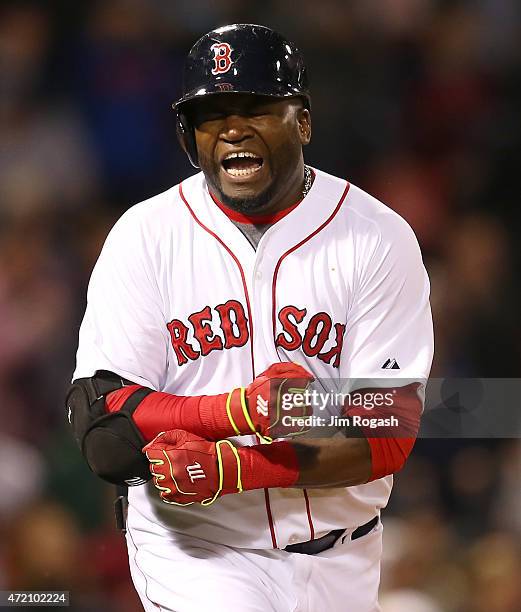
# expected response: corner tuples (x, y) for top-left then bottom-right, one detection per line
(68, 24), (433, 612)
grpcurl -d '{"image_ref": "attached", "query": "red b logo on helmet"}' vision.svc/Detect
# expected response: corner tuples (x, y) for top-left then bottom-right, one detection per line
(211, 43), (233, 75)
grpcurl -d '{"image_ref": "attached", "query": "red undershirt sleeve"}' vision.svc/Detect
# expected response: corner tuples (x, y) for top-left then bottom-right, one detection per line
(105, 386), (235, 442)
(343, 383), (423, 480)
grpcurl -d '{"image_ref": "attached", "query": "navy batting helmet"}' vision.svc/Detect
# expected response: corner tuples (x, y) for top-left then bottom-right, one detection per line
(173, 24), (310, 168)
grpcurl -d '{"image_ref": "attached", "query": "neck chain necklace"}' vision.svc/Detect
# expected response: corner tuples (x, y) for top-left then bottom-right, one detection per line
(302, 165), (313, 199)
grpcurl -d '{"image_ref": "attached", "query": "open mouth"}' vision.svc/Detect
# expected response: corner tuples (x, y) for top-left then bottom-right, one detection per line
(221, 151), (264, 177)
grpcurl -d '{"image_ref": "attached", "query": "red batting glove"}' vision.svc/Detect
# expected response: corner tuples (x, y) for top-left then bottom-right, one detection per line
(224, 362), (314, 442)
(144, 429), (301, 506)
(144, 430), (243, 506)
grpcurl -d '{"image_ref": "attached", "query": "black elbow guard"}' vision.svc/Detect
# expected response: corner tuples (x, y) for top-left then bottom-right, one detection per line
(66, 371), (153, 486)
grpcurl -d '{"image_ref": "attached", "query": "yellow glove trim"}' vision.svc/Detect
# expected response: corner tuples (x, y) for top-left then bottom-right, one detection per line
(200, 439), (243, 506)
(237, 387), (272, 443)
(226, 388), (243, 436)
(239, 386), (258, 435)
(146, 446), (197, 506)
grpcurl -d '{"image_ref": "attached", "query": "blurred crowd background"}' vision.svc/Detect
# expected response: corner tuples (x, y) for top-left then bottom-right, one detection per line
(0, 1), (519, 611)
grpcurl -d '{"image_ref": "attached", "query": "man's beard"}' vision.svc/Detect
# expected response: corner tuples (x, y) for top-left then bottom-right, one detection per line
(216, 180), (278, 214)
(205, 159), (278, 214)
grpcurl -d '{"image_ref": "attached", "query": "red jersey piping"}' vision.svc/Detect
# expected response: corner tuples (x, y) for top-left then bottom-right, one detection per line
(179, 182), (255, 378)
(263, 489), (278, 549)
(271, 180), (351, 540)
(303, 489), (315, 540)
(271, 181), (350, 338)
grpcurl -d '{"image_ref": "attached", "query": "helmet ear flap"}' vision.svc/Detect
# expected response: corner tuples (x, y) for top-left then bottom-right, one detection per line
(175, 110), (199, 168)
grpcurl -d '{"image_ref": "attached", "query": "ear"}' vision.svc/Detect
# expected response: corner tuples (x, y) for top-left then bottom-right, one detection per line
(297, 108), (311, 146)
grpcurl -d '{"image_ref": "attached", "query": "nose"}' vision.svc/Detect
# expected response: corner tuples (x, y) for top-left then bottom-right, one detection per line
(220, 114), (252, 143)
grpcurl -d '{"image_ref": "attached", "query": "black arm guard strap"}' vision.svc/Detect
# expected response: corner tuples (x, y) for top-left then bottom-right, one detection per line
(66, 370), (153, 486)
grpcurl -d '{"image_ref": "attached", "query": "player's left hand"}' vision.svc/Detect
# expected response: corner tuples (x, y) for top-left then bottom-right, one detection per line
(227, 362), (315, 443)
(144, 430), (243, 506)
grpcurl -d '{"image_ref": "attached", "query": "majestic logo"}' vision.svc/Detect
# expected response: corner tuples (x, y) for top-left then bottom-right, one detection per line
(256, 395), (269, 417)
(186, 462), (206, 483)
(211, 43), (233, 75)
(382, 358), (400, 369)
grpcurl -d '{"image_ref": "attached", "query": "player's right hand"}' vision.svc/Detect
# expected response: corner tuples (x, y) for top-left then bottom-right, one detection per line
(226, 362), (314, 442)
(144, 429), (243, 506)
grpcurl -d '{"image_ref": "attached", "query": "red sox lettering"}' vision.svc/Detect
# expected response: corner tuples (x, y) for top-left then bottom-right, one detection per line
(167, 300), (249, 365)
(167, 301), (345, 367)
(276, 306), (345, 368)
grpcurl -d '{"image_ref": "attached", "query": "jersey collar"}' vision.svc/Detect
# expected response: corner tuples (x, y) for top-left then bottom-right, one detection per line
(207, 172), (315, 225)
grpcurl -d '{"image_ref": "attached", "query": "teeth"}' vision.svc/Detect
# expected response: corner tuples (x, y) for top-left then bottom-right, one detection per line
(224, 151), (258, 160)
(225, 166), (262, 177)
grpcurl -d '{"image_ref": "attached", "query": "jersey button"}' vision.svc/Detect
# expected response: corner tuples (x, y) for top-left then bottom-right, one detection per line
(288, 536), (299, 545)
(255, 270), (262, 280)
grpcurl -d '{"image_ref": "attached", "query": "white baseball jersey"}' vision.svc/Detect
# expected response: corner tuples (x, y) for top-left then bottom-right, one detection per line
(74, 167), (433, 550)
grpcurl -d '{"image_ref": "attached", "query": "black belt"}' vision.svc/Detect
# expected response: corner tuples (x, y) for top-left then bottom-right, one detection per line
(284, 516), (379, 555)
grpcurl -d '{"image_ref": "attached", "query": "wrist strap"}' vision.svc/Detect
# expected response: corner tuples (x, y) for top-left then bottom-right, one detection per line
(226, 388), (271, 442)
(239, 441), (300, 491)
(200, 440), (243, 506)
